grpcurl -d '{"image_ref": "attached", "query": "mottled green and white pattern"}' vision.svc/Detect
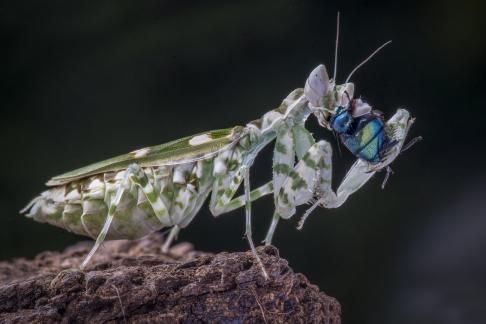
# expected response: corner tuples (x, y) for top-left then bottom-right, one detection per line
(21, 64), (416, 276)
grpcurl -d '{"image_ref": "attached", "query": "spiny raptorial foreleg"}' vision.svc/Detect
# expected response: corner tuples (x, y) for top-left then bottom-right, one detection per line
(273, 140), (334, 233)
(296, 109), (416, 229)
(264, 123), (316, 245)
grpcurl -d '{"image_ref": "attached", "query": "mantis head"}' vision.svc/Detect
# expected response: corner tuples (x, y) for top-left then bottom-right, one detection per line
(304, 64), (355, 129)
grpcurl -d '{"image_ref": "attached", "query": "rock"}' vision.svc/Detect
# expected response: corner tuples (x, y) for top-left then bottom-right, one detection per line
(0, 233), (340, 323)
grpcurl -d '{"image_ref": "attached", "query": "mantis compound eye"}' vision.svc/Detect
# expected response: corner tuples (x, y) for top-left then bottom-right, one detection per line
(304, 64), (330, 107)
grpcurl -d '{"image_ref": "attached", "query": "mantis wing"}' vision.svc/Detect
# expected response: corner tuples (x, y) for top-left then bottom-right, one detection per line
(47, 127), (243, 186)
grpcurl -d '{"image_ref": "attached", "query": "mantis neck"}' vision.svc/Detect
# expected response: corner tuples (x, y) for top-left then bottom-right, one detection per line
(240, 89), (312, 165)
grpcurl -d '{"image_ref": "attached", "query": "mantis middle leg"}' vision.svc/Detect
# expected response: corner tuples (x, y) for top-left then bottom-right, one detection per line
(210, 123), (316, 245)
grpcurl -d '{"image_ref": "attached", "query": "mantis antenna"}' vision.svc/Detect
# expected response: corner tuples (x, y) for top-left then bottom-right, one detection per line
(333, 12), (340, 81)
(345, 40), (392, 84)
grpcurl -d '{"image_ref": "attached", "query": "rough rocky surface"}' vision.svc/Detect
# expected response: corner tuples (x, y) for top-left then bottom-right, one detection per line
(0, 233), (341, 323)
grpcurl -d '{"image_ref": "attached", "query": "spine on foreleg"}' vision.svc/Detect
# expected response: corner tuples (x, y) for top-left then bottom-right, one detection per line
(275, 141), (333, 218)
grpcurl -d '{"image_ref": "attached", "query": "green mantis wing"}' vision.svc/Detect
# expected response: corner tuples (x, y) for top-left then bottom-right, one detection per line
(47, 127), (244, 186)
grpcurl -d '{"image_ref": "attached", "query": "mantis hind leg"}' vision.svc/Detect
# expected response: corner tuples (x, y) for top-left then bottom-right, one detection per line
(126, 164), (170, 224)
(80, 169), (132, 270)
(126, 163), (177, 251)
(161, 225), (180, 254)
(81, 162), (172, 270)
(51, 169), (132, 285)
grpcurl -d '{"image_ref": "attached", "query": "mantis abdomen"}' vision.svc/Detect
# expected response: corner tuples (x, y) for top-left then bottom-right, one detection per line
(23, 160), (220, 240)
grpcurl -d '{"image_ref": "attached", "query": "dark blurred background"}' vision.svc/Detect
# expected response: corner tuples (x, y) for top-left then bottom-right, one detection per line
(2, 0), (485, 323)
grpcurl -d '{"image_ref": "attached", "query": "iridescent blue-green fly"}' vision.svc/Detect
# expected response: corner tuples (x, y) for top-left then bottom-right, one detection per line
(330, 94), (422, 189)
(21, 14), (420, 279)
(331, 103), (386, 163)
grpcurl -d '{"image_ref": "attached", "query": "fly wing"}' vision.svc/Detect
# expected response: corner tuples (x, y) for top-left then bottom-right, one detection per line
(47, 127), (244, 186)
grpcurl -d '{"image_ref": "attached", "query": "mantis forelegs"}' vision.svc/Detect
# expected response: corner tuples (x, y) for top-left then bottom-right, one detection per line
(274, 140), (334, 221)
(258, 140), (334, 246)
(273, 139), (373, 232)
(264, 123), (315, 245)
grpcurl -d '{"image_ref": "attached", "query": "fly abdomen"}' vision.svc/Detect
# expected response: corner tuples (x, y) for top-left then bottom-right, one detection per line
(340, 117), (385, 163)
(353, 118), (385, 163)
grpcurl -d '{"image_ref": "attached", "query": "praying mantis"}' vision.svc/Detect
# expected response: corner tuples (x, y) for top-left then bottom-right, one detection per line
(21, 18), (419, 279)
